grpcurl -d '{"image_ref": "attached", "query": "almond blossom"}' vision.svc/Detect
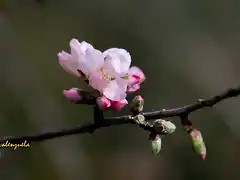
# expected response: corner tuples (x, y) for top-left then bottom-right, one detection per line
(58, 38), (145, 111)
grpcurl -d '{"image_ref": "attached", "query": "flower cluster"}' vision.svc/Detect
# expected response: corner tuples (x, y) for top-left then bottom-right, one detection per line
(58, 39), (145, 111)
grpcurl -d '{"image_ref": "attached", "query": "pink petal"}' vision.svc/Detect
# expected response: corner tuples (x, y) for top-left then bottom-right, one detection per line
(128, 66), (145, 84)
(136, 95), (143, 101)
(80, 41), (94, 52)
(63, 88), (82, 102)
(200, 153), (206, 160)
(103, 80), (127, 101)
(111, 99), (128, 111)
(128, 74), (141, 86)
(58, 51), (81, 77)
(116, 77), (128, 92)
(127, 84), (140, 92)
(70, 39), (84, 59)
(89, 73), (109, 93)
(69, 39), (95, 75)
(70, 39), (93, 56)
(96, 96), (111, 110)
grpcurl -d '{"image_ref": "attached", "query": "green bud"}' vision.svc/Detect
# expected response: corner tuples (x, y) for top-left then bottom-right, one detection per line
(153, 119), (176, 134)
(150, 134), (162, 155)
(131, 95), (144, 113)
(190, 129), (206, 160)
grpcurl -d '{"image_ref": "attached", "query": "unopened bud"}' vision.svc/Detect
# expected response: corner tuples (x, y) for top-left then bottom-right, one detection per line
(96, 96), (111, 110)
(111, 99), (128, 111)
(133, 114), (145, 124)
(131, 95), (144, 113)
(153, 119), (176, 134)
(149, 134), (162, 155)
(63, 88), (82, 102)
(189, 129), (207, 160)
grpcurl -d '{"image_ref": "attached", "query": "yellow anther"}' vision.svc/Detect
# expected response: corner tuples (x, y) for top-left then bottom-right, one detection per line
(121, 74), (129, 80)
(100, 67), (115, 81)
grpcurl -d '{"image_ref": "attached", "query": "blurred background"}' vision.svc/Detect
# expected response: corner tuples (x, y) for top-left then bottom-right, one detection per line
(0, 0), (239, 180)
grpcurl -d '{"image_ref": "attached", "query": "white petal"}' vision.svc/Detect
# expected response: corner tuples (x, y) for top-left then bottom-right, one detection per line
(116, 77), (128, 91)
(103, 48), (131, 74)
(103, 57), (119, 77)
(58, 51), (80, 77)
(103, 80), (127, 101)
(80, 41), (94, 52)
(70, 39), (83, 60)
(88, 71), (109, 92)
(84, 48), (105, 72)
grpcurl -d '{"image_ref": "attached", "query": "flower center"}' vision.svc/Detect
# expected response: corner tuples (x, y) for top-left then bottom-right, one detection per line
(121, 74), (129, 80)
(100, 68), (115, 81)
(100, 68), (129, 81)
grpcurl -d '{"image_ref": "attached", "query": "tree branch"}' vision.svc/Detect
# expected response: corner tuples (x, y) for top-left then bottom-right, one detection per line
(1, 86), (240, 144)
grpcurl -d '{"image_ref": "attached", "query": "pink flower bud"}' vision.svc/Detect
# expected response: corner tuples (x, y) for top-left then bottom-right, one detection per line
(200, 153), (206, 160)
(189, 129), (207, 160)
(128, 74), (141, 86)
(127, 66), (146, 93)
(96, 96), (111, 110)
(136, 95), (143, 101)
(63, 88), (82, 102)
(131, 95), (144, 113)
(128, 67), (145, 84)
(111, 99), (128, 111)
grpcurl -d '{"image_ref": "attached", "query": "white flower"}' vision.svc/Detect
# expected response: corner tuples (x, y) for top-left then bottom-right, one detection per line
(99, 48), (131, 101)
(58, 39), (146, 102)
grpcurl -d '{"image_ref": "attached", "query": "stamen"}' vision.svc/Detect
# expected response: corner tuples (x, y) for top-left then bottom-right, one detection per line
(121, 74), (129, 80)
(100, 68), (115, 81)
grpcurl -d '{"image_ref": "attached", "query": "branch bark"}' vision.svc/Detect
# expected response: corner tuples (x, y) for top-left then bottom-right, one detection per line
(1, 86), (240, 144)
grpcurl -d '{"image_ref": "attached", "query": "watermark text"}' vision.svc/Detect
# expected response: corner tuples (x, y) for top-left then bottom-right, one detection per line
(0, 140), (31, 150)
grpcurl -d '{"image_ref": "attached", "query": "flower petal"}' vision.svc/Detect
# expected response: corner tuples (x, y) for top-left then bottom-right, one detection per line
(63, 88), (82, 102)
(88, 71), (109, 92)
(111, 99), (128, 111)
(69, 39), (94, 68)
(80, 41), (94, 52)
(128, 74), (140, 86)
(103, 80), (127, 101)
(127, 84), (140, 92)
(102, 57), (119, 77)
(84, 48), (105, 73)
(70, 39), (83, 60)
(103, 48), (131, 74)
(116, 77), (128, 92)
(58, 51), (81, 77)
(128, 66), (145, 84)
(96, 96), (111, 110)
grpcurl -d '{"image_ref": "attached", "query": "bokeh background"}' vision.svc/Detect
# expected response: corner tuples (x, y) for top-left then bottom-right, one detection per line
(0, 0), (239, 180)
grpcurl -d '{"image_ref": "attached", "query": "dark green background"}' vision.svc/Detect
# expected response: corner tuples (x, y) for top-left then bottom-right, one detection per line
(0, 0), (239, 180)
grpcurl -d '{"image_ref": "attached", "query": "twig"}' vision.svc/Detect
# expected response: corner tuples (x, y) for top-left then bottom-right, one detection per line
(1, 86), (240, 144)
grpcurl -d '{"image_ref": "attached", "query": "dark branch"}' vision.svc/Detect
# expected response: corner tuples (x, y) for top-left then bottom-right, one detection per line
(1, 86), (240, 144)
